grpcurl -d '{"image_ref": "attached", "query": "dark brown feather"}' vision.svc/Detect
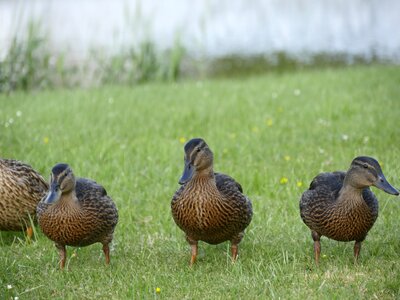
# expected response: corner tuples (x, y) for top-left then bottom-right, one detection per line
(37, 177), (118, 247)
(300, 171), (378, 242)
(0, 159), (48, 231)
(172, 172), (252, 245)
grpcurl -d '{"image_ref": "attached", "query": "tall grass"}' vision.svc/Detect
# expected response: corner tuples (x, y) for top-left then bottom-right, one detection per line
(0, 16), (185, 93)
(96, 37), (185, 85)
(0, 14), (389, 94)
(0, 20), (63, 93)
(0, 66), (399, 299)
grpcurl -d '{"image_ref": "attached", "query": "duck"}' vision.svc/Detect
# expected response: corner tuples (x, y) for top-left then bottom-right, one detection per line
(171, 138), (253, 265)
(37, 163), (118, 269)
(0, 158), (48, 237)
(300, 156), (399, 265)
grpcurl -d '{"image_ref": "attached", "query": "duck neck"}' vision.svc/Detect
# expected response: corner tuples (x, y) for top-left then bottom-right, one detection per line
(188, 167), (216, 188)
(58, 190), (79, 208)
(337, 176), (365, 208)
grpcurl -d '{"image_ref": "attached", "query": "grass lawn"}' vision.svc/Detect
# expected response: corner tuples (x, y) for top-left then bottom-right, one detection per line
(0, 65), (399, 299)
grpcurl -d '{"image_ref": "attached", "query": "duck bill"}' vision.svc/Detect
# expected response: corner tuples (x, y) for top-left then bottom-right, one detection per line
(43, 182), (62, 204)
(374, 175), (399, 196)
(179, 161), (194, 185)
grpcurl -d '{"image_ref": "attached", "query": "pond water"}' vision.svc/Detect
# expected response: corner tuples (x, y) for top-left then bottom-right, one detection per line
(0, 0), (399, 62)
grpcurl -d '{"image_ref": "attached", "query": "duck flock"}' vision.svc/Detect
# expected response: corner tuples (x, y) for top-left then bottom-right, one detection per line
(0, 138), (398, 268)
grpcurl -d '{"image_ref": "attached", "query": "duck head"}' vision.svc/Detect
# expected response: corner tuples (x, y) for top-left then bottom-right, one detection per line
(347, 156), (399, 195)
(43, 163), (76, 204)
(179, 138), (214, 184)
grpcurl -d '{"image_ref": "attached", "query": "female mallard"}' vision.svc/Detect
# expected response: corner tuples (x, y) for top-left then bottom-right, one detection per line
(300, 156), (398, 265)
(37, 163), (118, 269)
(0, 158), (48, 237)
(171, 138), (253, 265)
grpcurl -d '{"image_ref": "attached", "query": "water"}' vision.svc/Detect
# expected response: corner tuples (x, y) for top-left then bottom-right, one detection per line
(1, 0), (399, 61)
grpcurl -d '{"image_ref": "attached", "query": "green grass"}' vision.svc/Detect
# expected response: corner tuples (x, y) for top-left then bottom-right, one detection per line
(1, 65), (400, 299)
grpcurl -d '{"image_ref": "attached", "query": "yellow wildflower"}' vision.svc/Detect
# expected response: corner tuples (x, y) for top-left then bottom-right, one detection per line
(284, 155), (290, 161)
(280, 177), (288, 184)
(43, 137), (49, 144)
(266, 119), (273, 127)
(179, 137), (186, 144)
(156, 287), (161, 293)
(296, 181), (303, 187)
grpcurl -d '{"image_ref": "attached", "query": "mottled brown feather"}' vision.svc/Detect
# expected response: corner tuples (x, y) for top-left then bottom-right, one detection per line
(300, 171), (378, 242)
(37, 177), (118, 248)
(298, 156), (400, 264)
(171, 138), (253, 256)
(172, 172), (252, 245)
(0, 159), (48, 231)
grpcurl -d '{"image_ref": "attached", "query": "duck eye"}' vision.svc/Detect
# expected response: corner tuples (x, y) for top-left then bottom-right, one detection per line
(196, 148), (201, 153)
(363, 164), (368, 169)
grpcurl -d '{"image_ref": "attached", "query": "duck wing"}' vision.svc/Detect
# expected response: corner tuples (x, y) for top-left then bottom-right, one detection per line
(75, 178), (118, 226)
(2, 159), (48, 196)
(75, 178), (107, 200)
(215, 172), (252, 213)
(214, 172), (253, 232)
(304, 171), (345, 201)
(361, 188), (379, 216)
(215, 172), (243, 195)
(300, 171), (346, 220)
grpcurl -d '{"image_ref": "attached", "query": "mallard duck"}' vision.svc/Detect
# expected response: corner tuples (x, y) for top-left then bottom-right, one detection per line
(37, 163), (118, 269)
(300, 156), (399, 265)
(171, 138), (253, 265)
(0, 158), (48, 237)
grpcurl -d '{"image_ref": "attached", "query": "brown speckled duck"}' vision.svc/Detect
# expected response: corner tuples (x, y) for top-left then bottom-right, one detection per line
(37, 163), (118, 269)
(171, 138), (253, 265)
(300, 156), (399, 265)
(0, 158), (48, 237)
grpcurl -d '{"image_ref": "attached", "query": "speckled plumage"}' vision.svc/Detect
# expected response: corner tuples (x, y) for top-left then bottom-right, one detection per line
(300, 156), (399, 264)
(171, 138), (253, 265)
(0, 159), (48, 233)
(37, 164), (118, 268)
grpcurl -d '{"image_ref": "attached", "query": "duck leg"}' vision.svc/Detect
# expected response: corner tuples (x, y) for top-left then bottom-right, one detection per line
(231, 232), (244, 262)
(190, 243), (198, 266)
(103, 244), (110, 265)
(26, 226), (33, 240)
(354, 241), (362, 263)
(311, 231), (321, 265)
(186, 236), (198, 266)
(231, 244), (239, 262)
(55, 243), (67, 269)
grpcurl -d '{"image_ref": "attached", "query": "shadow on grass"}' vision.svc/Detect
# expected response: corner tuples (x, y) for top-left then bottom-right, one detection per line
(0, 227), (38, 246)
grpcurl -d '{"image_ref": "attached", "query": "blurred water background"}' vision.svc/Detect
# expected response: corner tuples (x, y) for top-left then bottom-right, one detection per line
(1, 0), (399, 90)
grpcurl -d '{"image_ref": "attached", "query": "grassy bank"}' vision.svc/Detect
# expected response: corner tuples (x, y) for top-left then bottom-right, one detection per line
(0, 65), (399, 299)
